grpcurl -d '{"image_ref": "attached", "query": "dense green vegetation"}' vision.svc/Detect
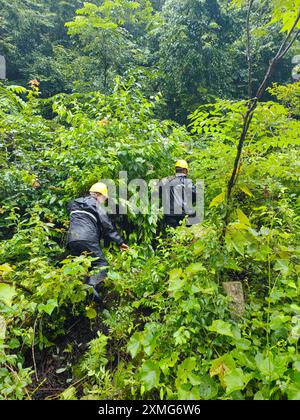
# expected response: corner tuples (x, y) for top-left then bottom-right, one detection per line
(0, 0), (298, 120)
(0, 0), (300, 400)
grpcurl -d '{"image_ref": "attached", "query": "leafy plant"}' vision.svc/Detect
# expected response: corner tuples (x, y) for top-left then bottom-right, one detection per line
(1, 17), (300, 399)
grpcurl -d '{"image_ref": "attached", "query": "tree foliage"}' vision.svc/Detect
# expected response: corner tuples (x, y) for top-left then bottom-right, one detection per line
(1, 76), (300, 399)
(0, 0), (300, 402)
(0, 0), (298, 119)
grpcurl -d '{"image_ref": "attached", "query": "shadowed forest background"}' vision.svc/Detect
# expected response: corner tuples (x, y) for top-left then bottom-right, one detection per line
(1, 0), (297, 121)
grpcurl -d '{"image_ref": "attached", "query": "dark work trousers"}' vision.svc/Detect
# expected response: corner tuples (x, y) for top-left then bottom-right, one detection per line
(164, 214), (199, 229)
(164, 215), (185, 229)
(67, 240), (108, 293)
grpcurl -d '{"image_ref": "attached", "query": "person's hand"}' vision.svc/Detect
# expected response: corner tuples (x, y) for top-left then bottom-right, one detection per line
(120, 243), (129, 252)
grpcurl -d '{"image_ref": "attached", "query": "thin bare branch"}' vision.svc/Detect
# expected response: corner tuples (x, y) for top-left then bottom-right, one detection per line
(32, 317), (39, 383)
(225, 10), (300, 219)
(276, 11), (300, 59)
(277, 28), (300, 61)
(246, 0), (255, 98)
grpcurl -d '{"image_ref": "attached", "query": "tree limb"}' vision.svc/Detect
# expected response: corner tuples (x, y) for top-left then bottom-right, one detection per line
(225, 11), (300, 220)
(277, 28), (300, 61)
(246, 0), (255, 98)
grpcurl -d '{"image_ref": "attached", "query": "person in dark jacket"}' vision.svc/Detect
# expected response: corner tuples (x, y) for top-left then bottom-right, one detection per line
(160, 160), (198, 228)
(66, 182), (128, 299)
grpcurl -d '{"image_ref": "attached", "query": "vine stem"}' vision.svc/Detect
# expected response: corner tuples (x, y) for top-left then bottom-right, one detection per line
(5, 363), (31, 400)
(32, 317), (39, 383)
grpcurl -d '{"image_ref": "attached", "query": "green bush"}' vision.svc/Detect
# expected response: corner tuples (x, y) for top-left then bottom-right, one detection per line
(1, 81), (300, 400)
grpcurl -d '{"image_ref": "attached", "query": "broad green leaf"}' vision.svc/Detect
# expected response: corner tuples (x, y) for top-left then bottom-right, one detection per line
(226, 228), (248, 255)
(231, 0), (300, 33)
(168, 269), (185, 293)
(186, 262), (206, 276)
(143, 324), (159, 356)
(208, 320), (234, 337)
(223, 368), (245, 394)
(177, 383), (200, 400)
(159, 352), (179, 375)
(0, 284), (17, 307)
(291, 304), (300, 314)
(239, 185), (253, 197)
(255, 352), (289, 381)
(269, 0), (300, 33)
(255, 352), (274, 379)
(254, 391), (265, 400)
(198, 375), (218, 400)
(274, 259), (290, 276)
(232, 338), (252, 350)
(139, 360), (160, 391)
(127, 332), (142, 358)
(287, 382), (300, 400)
(173, 327), (191, 346)
(9, 338), (20, 349)
(188, 372), (202, 386)
(231, 349), (256, 370)
(210, 192), (225, 208)
(0, 264), (13, 273)
(37, 299), (58, 315)
(223, 257), (242, 271)
(179, 357), (197, 373)
(210, 354), (236, 386)
(236, 209), (251, 227)
(175, 357), (197, 388)
(270, 314), (290, 331)
(85, 306), (97, 319)
(169, 268), (183, 281)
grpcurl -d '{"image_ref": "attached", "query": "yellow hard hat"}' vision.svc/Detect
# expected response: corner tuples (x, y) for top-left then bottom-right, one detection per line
(175, 160), (189, 170)
(90, 182), (108, 198)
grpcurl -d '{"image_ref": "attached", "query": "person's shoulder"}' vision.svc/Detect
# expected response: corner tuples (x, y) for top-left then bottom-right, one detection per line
(69, 197), (84, 206)
(77, 195), (98, 211)
(186, 177), (196, 185)
(185, 178), (197, 189)
(84, 195), (97, 205)
(161, 175), (176, 185)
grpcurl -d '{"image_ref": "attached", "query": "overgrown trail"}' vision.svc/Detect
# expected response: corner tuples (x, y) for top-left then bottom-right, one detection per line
(28, 316), (93, 399)
(27, 312), (108, 400)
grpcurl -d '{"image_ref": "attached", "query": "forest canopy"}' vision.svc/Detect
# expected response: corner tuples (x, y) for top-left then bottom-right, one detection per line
(1, 0), (299, 120)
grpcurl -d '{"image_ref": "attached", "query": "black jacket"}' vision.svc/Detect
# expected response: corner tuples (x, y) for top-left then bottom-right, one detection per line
(66, 195), (124, 246)
(160, 175), (197, 217)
